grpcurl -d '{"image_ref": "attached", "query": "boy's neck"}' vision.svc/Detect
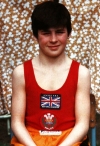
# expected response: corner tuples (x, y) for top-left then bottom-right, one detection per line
(37, 52), (67, 67)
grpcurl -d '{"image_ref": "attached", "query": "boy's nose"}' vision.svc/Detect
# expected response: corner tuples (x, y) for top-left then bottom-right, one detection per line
(50, 33), (57, 42)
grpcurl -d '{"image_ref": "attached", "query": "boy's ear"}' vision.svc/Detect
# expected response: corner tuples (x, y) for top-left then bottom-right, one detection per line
(68, 32), (71, 39)
(33, 35), (38, 41)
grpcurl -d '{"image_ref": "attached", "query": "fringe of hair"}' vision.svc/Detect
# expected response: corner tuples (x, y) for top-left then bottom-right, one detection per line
(53, 0), (59, 3)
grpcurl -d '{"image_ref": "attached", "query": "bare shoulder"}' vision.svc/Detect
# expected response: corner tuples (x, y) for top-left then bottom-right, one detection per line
(79, 64), (90, 79)
(13, 64), (24, 75)
(12, 64), (24, 81)
(78, 64), (91, 88)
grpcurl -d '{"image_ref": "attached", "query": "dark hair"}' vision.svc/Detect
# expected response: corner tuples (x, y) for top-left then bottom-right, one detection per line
(53, 0), (59, 2)
(31, 1), (72, 38)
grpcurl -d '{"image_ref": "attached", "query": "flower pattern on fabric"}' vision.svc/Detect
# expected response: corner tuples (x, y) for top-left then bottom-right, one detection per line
(0, 0), (100, 114)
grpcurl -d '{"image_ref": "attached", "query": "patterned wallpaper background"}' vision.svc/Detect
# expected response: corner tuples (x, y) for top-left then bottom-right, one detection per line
(0, 0), (100, 115)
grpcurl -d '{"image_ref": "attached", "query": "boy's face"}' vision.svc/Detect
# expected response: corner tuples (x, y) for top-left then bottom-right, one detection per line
(36, 27), (69, 58)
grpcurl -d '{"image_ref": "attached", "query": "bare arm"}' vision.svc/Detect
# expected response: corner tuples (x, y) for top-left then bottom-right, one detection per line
(59, 65), (91, 146)
(11, 65), (36, 146)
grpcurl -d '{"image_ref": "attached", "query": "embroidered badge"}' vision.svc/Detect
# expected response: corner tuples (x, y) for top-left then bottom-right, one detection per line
(40, 94), (61, 109)
(40, 113), (57, 130)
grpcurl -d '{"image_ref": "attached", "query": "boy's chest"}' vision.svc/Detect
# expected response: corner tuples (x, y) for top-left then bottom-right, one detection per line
(34, 68), (69, 90)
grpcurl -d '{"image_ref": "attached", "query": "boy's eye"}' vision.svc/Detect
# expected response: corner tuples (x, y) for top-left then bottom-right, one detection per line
(56, 31), (65, 34)
(41, 30), (50, 35)
(43, 32), (50, 35)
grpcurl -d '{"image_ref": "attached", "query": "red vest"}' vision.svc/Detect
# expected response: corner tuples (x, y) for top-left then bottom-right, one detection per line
(24, 60), (79, 131)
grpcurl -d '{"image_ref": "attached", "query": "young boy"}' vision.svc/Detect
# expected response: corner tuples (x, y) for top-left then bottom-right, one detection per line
(11, 1), (91, 146)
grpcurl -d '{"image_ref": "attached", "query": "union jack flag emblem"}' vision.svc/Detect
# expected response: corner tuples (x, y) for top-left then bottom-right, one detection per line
(40, 94), (61, 109)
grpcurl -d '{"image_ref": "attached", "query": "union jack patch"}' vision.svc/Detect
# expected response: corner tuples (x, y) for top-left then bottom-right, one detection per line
(40, 94), (61, 109)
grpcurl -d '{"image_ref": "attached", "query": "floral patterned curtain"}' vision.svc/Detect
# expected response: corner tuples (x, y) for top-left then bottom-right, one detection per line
(0, 0), (100, 115)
